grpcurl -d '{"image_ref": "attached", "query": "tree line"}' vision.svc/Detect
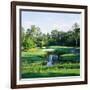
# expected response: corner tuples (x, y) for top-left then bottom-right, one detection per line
(21, 23), (80, 50)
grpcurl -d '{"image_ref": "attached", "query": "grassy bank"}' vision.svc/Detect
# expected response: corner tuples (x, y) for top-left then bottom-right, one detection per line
(21, 46), (80, 78)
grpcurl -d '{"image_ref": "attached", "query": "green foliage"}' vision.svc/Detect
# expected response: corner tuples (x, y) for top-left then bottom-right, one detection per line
(21, 23), (80, 50)
(21, 62), (80, 78)
(54, 48), (71, 55)
(21, 21), (80, 78)
(60, 54), (80, 63)
(21, 48), (47, 64)
(21, 46), (80, 78)
(48, 46), (80, 56)
(23, 37), (36, 49)
(72, 23), (80, 47)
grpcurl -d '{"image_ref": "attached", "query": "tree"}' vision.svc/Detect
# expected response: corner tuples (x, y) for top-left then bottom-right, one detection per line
(72, 23), (80, 47)
(42, 34), (48, 47)
(21, 23), (80, 50)
(23, 25), (40, 49)
(66, 31), (75, 46)
(23, 36), (36, 49)
(21, 27), (25, 50)
(58, 31), (67, 46)
(51, 30), (59, 45)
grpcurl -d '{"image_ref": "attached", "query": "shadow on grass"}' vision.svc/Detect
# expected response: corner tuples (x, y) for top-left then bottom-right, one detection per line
(21, 72), (80, 78)
(21, 54), (46, 63)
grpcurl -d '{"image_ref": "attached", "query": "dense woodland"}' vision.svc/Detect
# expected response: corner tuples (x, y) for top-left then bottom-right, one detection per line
(21, 23), (80, 50)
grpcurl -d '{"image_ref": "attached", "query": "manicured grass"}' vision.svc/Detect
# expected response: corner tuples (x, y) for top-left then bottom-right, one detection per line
(61, 54), (79, 56)
(21, 46), (80, 78)
(48, 46), (74, 49)
(60, 54), (80, 63)
(21, 63), (80, 78)
(21, 69), (80, 78)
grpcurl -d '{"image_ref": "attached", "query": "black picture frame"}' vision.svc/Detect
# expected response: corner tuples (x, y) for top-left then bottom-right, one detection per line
(11, 1), (88, 89)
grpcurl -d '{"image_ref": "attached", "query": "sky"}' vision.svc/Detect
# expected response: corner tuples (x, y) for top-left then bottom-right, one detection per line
(21, 10), (81, 34)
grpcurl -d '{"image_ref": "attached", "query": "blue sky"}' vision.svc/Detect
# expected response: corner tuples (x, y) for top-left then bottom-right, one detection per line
(21, 11), (81, 34)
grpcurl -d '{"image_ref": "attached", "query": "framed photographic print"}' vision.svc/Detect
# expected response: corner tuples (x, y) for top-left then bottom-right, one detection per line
(11, 1), (88, 89)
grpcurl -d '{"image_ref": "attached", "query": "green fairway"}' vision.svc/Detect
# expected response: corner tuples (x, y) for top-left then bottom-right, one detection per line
(21, 46), (80, 78)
